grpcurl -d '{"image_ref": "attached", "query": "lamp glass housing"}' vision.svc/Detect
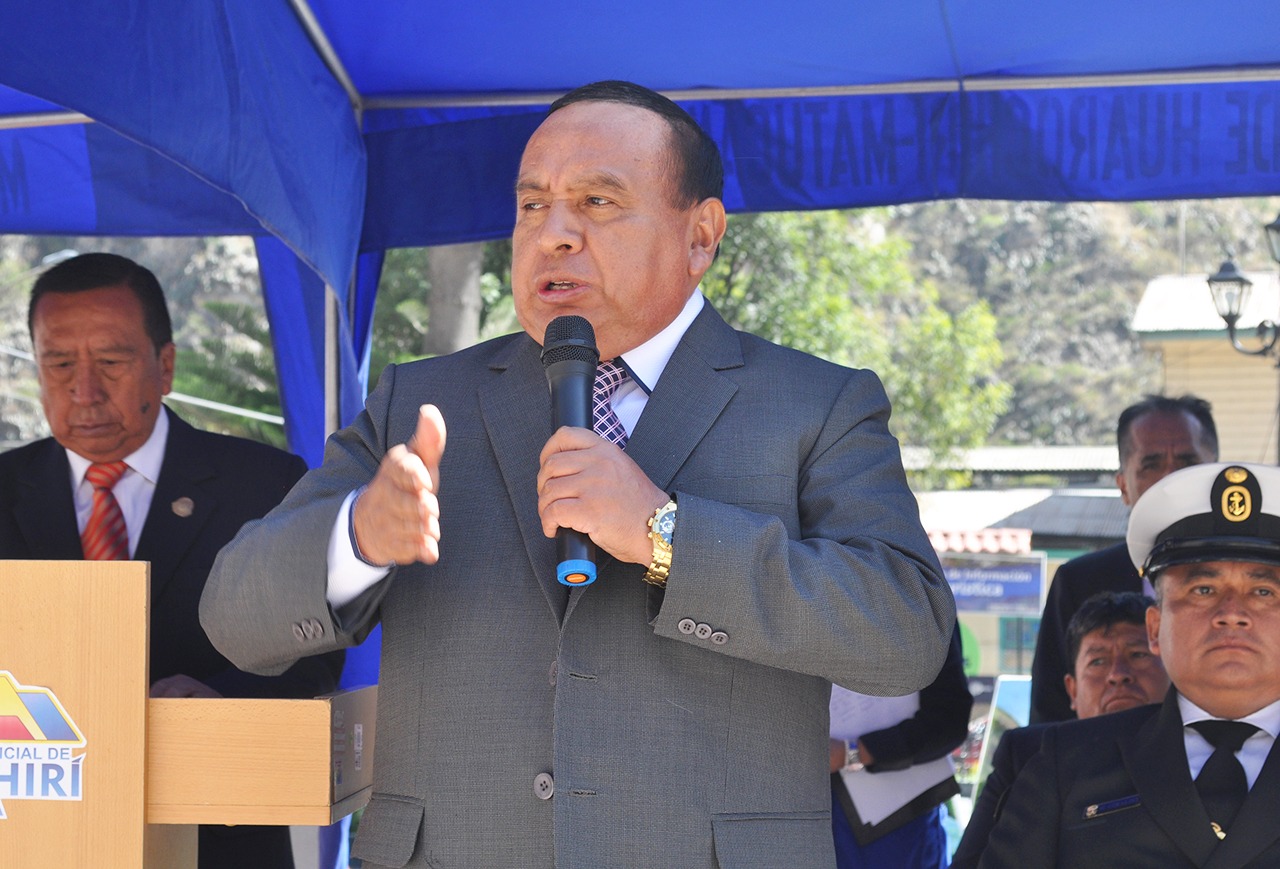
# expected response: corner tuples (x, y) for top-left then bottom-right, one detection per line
(1265, 212), (1280, 266)
(1207, 260), (1252, 322)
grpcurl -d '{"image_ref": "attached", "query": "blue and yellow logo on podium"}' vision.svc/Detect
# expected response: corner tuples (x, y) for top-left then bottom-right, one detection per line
(0, 671), (86, 819)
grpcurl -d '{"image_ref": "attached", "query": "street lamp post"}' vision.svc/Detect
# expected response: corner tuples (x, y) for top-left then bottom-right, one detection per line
(1206, 259), (1278, 360)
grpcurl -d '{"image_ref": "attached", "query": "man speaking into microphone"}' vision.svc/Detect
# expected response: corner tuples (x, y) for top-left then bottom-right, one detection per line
(201, 80), (953, 869)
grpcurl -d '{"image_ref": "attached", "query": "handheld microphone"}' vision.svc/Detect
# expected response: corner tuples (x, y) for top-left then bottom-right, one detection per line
(541, 315), (600, 586)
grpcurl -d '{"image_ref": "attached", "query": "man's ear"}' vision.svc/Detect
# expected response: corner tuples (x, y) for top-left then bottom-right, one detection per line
(159, 342), (176, 395)
(1064, 673), (1078, 711)
(1146, 604), (1161, 657)
(1116, 468), (1134, 506)
(687, 198), (726, 279)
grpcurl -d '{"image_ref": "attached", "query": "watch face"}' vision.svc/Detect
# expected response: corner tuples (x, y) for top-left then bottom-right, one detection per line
(655, 510), (675, 543)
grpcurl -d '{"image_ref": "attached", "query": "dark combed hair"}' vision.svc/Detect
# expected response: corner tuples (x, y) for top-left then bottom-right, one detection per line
(1065, 591), (1155, 666)
(29, 252), (173, 353)
(1116, 394), (1218, 465)
(548, 80), (723, 208)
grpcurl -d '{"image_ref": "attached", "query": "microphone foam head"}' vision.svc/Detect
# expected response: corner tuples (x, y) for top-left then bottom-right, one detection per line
(541, 315), (598, 367)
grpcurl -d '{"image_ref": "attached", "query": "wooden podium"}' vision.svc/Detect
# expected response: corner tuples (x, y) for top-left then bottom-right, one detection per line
(0, 561), (374, 868)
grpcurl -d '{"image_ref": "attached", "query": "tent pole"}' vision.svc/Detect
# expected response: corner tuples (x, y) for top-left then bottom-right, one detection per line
(287, 0), (362, 117)
(325, 286), (340, 437)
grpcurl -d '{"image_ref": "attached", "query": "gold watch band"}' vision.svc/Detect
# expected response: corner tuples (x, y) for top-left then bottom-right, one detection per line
(644, 498), (676, 587)
(643, 551), (671, 586)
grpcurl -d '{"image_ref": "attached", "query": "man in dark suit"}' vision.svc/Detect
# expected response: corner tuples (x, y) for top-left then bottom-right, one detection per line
(950, 590), (1167, 868)
(0, 252), (342, 868)
(201, 81), (956, 869)
(981, 462), (1280, 868)
(1030, 394), (1217, 723)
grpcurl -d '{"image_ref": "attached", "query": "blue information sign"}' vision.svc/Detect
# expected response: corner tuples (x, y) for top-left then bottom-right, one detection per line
(942, 552), (1046, 616)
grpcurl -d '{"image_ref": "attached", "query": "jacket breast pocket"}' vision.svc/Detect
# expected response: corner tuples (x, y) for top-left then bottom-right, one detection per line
(711, 812), (832, 869)
(679, 473), (793, 510)
(350, 792), (425, 868)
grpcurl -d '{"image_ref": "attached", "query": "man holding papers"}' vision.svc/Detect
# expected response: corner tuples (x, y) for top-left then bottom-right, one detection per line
(830, 628), (971, 868)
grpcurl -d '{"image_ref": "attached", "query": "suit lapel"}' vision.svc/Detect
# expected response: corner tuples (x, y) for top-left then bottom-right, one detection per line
(134, 410), (216, 603)
(623, 304), (742, 492)
(478, 336), (562, 618)
(1123, 691), (1221, 866)
(478, 308), (744, 624)
(14, 440), (83, 557)
(1204, 726), (1280, 868)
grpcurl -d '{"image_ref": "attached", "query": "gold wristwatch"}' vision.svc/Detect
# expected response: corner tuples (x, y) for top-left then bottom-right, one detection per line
(644, 497), (677, 587)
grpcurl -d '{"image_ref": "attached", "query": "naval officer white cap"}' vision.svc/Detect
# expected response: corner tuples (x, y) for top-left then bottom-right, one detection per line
(1127, 462), (1280, 581)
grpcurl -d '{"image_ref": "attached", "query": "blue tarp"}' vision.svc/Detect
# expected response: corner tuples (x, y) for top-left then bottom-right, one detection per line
(3, 0), (1280, 461)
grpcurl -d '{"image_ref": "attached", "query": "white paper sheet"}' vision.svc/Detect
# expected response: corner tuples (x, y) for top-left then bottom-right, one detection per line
(829, 685), (919, 741)
(830, 685), (956, 826)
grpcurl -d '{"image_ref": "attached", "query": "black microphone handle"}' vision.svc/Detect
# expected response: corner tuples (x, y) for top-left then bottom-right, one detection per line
(547, 357), (597, 585)
(546, 357), (595, 431)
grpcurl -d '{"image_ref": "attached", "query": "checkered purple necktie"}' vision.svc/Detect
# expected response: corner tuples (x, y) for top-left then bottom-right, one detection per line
(593, 361), (629, 448)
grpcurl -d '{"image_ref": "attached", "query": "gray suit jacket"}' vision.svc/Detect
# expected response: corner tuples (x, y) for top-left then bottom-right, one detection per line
(201, 304), (955, 869)
(980, 691), (1280, 868)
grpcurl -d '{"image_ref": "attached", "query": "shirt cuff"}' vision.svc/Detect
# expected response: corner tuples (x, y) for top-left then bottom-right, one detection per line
(326, 488), (392, 609)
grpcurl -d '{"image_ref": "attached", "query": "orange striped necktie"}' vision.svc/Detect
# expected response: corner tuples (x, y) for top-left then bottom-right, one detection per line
(81, 461), (130, 560)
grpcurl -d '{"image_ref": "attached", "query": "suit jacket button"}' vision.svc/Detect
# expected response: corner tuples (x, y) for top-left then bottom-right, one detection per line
(710, 631), (728, 645)
(549, 660), (558, 686)
(677, 618), (697, 635)
(309, 618), (325, 637)
(291, 623), (306, 641)
(534, 772), (555, 800)
(694, 623), (713, 639)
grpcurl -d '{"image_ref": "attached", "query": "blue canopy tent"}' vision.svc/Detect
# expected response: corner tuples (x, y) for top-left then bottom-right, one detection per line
(4, 8), (1280, 854)
(4, 1), (1280, 464)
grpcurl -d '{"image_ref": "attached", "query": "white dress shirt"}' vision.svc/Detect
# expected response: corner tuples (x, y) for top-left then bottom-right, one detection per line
(325, 291), (706, 608)
(1180, 693), (1280, 790)
(66, 408), (169, 558)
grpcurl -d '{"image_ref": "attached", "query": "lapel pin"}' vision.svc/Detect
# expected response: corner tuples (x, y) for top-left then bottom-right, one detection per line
(171, 497), (195, 518)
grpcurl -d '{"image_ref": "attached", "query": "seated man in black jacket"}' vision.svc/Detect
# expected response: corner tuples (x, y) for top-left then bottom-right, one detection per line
(982, 463), (1280, 868)
(950, 591), (1167, 869)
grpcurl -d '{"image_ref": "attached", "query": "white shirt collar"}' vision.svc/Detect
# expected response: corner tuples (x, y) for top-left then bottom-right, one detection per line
(66, 405), (169, 487)
(615, 290), (704, 394)
(1179, 692), (1280, 740)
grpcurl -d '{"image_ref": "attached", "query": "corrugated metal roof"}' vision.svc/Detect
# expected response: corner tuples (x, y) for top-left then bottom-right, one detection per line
(917, 489), (1057, 530)
(996, 490), (1129, 539)
(1133, 271), (1279, 335)
(917, 488), (1128, 541)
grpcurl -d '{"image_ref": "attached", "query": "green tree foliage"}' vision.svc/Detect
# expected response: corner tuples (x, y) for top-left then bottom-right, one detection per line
(701, 211), (1010, 488)
(368, 246), (433, 374)
(170, 298), (288, 448)
(889, 197), (1280, 446)
(368, 243), (515, 380)
(900, 200), (1158, 445)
